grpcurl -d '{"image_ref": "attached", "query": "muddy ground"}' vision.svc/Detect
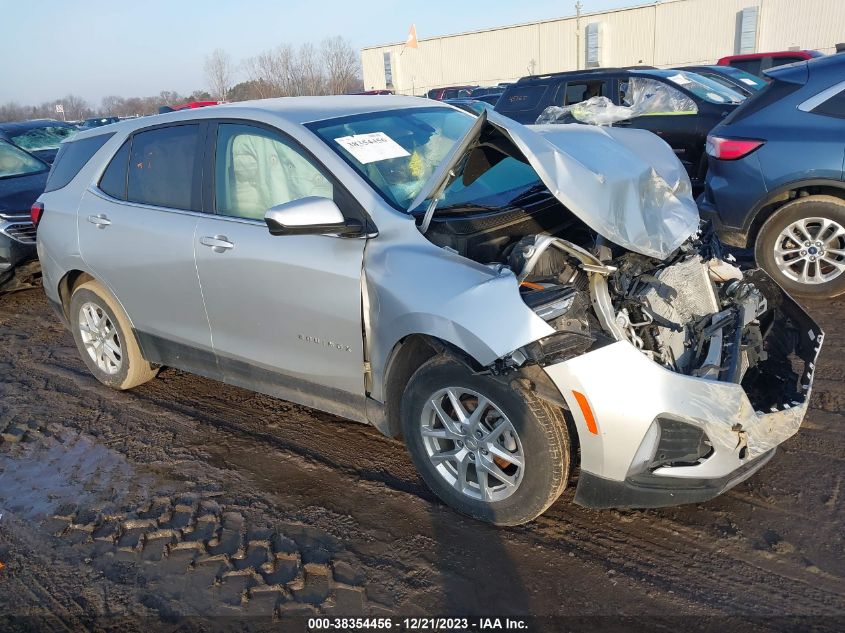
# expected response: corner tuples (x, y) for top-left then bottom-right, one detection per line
(0, 288), (843, 631)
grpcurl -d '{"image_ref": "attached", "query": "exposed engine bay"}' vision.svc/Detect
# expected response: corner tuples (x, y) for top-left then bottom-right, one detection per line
(423, 194), (819, 415)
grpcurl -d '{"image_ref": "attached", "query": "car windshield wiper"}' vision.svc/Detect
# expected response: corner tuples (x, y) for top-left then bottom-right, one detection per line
(507, 182), (549, 206)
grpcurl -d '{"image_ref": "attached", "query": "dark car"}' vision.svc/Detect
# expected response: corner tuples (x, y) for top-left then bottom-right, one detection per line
(78, 116), (121, 130)
(0, 119), (77, 164)
(443, 99), (494, 116)
(699, 53), (845, 299)
(495, 67), (744, 190)
(718, 50), (825, 78)
(426, 86), (477, 100)
(474, 92), (502, 106)
(0, 139), (48, 290)
(158, 101), (223, 114)
(676, 65), (767, 97)
(469, 86), (502, 98)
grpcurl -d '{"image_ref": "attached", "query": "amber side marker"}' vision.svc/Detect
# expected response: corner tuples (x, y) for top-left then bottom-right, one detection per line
(572, 390), (599, 435)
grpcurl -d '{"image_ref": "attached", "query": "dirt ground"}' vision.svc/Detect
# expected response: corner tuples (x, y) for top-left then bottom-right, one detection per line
(0, 287), (843, 631)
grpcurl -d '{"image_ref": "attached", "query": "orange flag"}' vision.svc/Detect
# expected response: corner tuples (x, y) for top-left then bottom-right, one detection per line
(405, 24), (418, 49)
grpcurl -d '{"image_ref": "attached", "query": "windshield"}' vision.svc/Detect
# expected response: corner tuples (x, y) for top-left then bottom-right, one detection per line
(10, 125), (77, 152)
(308, 106), (474, 211)
(439, 156), (541, 210)
(0, 140), (47, 178)
(642, 70), (746, 104)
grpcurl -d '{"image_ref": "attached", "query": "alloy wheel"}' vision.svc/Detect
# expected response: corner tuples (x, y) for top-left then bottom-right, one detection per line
(78, 301), (123, 375)
(420, 387), (525, 502)
(773, 216), (845, 285)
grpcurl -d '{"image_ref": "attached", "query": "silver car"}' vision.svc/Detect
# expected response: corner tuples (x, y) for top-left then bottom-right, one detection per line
(36, 97), (821, 525)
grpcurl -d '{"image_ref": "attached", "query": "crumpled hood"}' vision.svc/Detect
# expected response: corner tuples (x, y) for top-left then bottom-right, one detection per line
(412, 110), (700, 260)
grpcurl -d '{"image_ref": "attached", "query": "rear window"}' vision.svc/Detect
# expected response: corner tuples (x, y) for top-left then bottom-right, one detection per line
(44, 133), (113, 193)
(729, 59), (763, 77)
(10, 126), (77, 152)
(496, 85), (550, 113)
(127, 125), (201, 210)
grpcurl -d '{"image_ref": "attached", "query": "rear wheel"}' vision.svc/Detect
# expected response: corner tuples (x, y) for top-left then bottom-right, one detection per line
(756, 195), (845, 298)
(401, 355), (570, 525)
(69, 279), (158, 390)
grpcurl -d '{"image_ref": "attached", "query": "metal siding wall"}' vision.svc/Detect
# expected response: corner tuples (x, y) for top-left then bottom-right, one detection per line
(758, 0), (845, 54)
(361, 0), (844, 94)
(653, 0), (755, 66)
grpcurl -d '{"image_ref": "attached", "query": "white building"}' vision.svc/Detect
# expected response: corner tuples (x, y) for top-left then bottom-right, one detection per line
(361, 0), (845, 95)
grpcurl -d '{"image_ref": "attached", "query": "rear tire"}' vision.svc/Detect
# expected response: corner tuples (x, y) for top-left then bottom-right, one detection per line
(401, 354), (570, 526)
(756, 195), (845, 299)
(69, 280), (158, 390)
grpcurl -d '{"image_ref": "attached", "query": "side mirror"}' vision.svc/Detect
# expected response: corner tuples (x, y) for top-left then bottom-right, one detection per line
(264, 197), (363, 237)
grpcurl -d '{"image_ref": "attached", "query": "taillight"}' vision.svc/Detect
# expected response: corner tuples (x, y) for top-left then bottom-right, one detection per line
(30, 201), (44, 227)
(706, 135), (765, 160)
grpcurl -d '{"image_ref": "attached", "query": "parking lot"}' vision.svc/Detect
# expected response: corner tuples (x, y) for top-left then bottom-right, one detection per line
(1, 286), (843, 627)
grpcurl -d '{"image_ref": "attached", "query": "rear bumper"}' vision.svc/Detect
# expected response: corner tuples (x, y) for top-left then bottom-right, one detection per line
(0, 233), (38, 286)
(543, 274), (822, 509)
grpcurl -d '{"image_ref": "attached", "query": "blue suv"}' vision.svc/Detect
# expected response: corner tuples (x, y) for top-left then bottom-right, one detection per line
(699, 54), (845, 299)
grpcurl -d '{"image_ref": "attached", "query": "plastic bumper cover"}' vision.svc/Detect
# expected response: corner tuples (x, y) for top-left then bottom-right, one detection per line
(542, 286), (821, 509)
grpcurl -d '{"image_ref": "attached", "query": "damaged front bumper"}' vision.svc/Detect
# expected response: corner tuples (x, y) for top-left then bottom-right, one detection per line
(543, 279), (822, 509)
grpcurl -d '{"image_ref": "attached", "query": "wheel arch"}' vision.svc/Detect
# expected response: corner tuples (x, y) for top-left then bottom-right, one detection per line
(741, 179), (845, 249)
(379, 334), (484, 438)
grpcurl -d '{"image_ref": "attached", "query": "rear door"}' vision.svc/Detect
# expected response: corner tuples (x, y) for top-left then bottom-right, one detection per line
(77, 123), (217, 376)
(193, 121), (368, 420)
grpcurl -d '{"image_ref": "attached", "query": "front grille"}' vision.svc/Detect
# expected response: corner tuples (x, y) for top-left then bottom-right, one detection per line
(2, 222), (36, 244)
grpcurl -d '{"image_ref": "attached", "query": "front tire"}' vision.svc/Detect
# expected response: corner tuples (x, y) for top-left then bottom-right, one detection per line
(756, 195), (845, 299)
(401, 355), (570, 526)
(69, 279), (158, 390)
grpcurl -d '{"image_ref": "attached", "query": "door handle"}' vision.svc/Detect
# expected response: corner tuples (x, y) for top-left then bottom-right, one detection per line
(87, 214), (111, 228)
(200, 235), (235, 253)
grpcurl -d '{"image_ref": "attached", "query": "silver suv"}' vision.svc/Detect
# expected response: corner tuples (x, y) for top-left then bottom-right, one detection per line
(36, 97), (821, 525)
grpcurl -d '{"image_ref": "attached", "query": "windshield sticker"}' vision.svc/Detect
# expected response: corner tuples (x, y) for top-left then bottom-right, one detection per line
(667, 73), (691, 85)
(335, 132), (410, 164)
(740, 78), (757, 85)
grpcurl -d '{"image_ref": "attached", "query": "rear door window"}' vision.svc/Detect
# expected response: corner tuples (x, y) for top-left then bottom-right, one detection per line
(44, 133), (113, 192)
(127, 124), (201, 210)
(560, 80), (609, 105)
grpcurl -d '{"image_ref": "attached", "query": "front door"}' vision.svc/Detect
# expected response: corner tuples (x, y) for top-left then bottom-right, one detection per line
(194, 122), (368, 420)
(77, 123), (217, 376)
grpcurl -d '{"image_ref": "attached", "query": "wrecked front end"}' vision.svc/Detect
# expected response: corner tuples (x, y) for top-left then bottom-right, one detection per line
(410, 111), (822, 508)
(508, 233), (822, 508)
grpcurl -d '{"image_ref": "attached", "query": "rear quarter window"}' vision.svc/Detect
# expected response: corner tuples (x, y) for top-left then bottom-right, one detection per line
(496, 85), (550, 114)
(811, 88), (845, 119)
(99, 139), (131, 200)
(44, 133), (113, 193)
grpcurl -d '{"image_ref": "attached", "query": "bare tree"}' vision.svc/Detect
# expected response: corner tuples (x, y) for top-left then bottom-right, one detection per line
(205, 48), (234, 101)
(297, 43), (326, 96)
(321, 36), (360, 95)
(58, 94), (93, 120)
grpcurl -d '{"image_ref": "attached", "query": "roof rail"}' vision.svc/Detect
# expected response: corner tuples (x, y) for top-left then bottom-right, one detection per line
(516, 65), (657, 82)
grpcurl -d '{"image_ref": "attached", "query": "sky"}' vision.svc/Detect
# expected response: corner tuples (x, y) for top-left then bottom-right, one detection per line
(1, 0), (641, 106)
